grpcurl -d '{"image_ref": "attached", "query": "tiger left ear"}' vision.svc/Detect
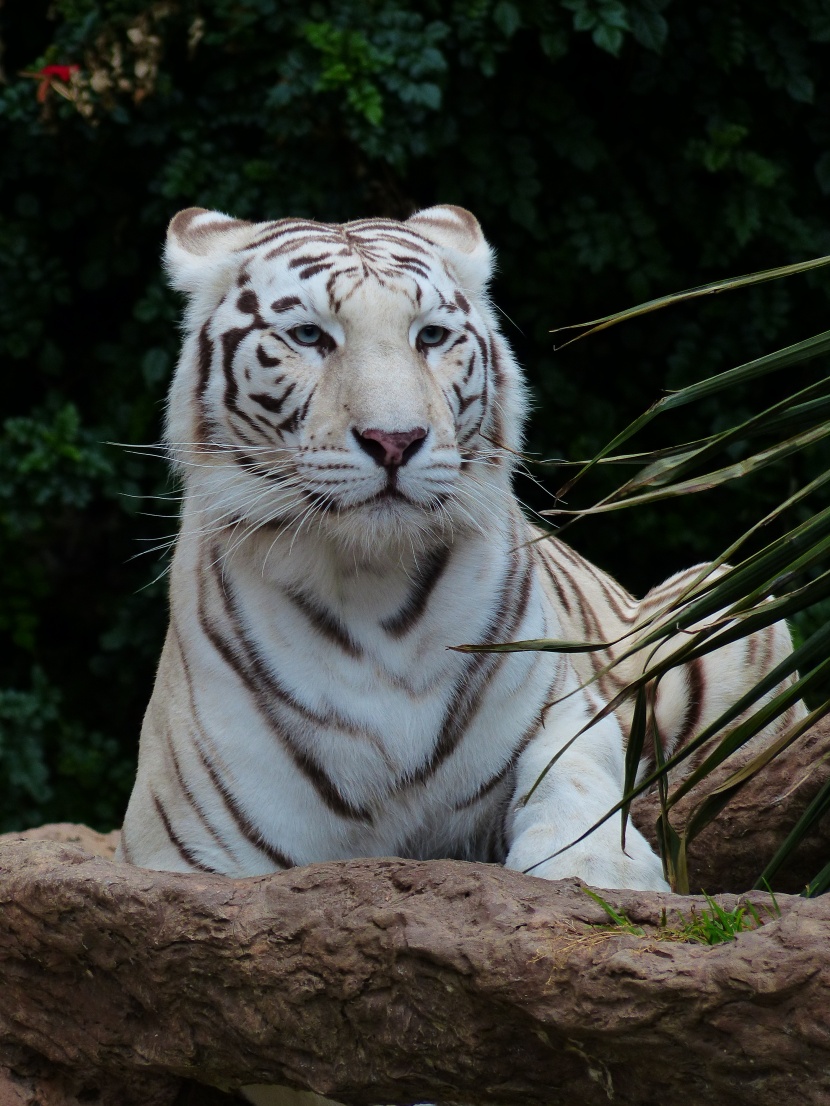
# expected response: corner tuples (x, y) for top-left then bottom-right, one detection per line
(406, 205), (495, 295)
(164, 208), (257, 296)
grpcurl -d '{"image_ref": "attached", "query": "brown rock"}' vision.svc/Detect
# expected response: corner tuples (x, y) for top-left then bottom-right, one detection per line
(0, 823), (121, 861)
(0, 839), (829, 1105)
(2, 715), (829, 1104)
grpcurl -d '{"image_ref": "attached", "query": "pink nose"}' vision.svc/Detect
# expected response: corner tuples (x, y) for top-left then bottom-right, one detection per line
(354, 426), (427, 468)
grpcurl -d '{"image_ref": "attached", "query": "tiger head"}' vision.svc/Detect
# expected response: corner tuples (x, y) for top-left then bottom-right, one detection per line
(163, 205), (528, 557)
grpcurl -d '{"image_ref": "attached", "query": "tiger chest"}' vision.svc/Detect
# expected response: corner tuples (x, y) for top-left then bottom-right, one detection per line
(163, 541), (555, 864)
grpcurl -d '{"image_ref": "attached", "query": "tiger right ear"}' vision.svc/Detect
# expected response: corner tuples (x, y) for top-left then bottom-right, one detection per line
(406, 205), (495, 295)
(164, 208), (257, 295)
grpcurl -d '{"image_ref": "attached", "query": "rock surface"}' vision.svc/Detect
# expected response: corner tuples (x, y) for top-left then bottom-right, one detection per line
(0, 838), (829, 1105)
(1, 714), (829, 1105)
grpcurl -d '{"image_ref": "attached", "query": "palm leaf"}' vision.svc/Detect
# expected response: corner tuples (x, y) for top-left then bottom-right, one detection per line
(554, 328), (830, 500)
(754, 770), (830, 893)
(517, 255), (830, 890)
(551, 254), (830, 348)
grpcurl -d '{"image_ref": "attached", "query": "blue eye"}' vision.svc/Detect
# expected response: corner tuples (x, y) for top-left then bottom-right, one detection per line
(292, 324), (323, 345)
(418, 325), (448, 348)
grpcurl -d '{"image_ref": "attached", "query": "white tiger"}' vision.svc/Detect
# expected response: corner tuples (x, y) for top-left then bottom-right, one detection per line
(119, 204), (803, 900)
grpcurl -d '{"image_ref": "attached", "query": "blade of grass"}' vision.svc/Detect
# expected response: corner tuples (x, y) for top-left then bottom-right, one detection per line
(529, 467), (830, 655)
(614, 377), (830, 495)
(755, 772), (830, 891)
(678, 701), (830, 852)
(464, 541), (830, 804)
(460, 515), (830, 671)
(552, 520), (830, 691)
(540, 258), (830, 889)
(664, 647), (830, 808)
(652, 707), (677, 889)
(522, 636), (830, 873)
(803, 860), (830, 898)
(755, 394), (830, 439)
(556, 328), (830, 498)
(581, 886), (645, 932)
(621, 683), (650, 853)
(545, 420), (830, 516)
(612, 517), (830, 657)
(550, 254), (830, 349)
(672, 569), (830, 668)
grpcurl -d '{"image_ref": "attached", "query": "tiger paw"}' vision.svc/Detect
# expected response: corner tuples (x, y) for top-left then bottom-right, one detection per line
(505, 824), (670, 893)
(529, 849), (671, 893)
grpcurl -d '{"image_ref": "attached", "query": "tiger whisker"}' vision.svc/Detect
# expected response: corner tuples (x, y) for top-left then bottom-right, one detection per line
(216, 487), (308, 571)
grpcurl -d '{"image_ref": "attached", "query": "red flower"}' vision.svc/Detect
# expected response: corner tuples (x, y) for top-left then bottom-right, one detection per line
(39, 65), (79, 83)
(20, 63), (80, 102)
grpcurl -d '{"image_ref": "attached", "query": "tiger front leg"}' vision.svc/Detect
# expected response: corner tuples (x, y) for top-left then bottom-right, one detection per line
(504, 702), (670, 893)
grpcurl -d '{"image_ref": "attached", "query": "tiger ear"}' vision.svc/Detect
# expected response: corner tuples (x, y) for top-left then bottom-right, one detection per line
(406, 205), (495, 295)
(164, 208), (257, 295)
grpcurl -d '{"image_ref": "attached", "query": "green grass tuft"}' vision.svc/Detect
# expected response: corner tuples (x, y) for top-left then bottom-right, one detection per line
(582, 886), (780, 945)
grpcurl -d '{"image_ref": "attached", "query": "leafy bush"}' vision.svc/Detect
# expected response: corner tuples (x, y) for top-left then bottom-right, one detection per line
(1, 0), (829, 831)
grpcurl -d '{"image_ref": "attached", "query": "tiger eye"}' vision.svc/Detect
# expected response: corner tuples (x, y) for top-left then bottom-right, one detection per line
(292, 324), (323, 345)
(418, 325), (447, 348)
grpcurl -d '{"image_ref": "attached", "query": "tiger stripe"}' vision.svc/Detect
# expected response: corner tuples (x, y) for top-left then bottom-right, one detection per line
(172, 624), (295, 869)
(453, 711), (542, 813)
(152, 790), (218, 873)
(381, 546), (451, 637)
(407, 540), (535, 788)
(285, 586), (361, 657)
(197, 556), (375, 822)
(164, 716), (240, 867)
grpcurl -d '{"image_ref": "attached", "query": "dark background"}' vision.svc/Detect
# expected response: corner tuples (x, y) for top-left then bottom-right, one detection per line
(2, 0), (829, 832)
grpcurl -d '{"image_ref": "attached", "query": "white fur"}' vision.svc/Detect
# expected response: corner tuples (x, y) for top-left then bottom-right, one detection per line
(121, 205), (803, 914)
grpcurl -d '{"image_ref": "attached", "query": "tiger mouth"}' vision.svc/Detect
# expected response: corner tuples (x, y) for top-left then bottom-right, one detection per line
(300, 486), (412, 511)
(361, 489), (452, 515)
(369, 486), (411, 503)
(304, 486), (446, 513)
(350, 487), (421, 511)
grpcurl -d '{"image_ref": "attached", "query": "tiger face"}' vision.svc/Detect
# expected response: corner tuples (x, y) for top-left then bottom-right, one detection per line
(164, 206), (526, 556)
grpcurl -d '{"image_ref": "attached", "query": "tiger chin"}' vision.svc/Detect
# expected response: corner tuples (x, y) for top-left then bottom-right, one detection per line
(118, 205), (805, 898)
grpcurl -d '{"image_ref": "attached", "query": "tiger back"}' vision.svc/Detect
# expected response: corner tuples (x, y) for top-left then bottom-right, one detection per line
(118, 204), (803, 894)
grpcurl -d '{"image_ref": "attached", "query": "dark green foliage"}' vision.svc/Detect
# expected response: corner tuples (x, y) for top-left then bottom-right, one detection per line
(1, 0), (829, 830)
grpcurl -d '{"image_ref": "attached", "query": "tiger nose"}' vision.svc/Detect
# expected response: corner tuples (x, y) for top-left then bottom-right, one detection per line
(354, 426), (428, 467)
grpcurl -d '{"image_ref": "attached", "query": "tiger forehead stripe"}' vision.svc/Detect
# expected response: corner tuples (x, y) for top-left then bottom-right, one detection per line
(288, 254), (332, 270)
(390, 254), (432, 276)
(260, 229), (344, 261)
(349, 239), (432, 263)
(236, 288), (260, 316)
(344, 217), (431, 237)
(271, 296), (301, 313)
(244, 219), (328, 250)
(351, 233), (433, 256)
(297, 263), (333, 281)
(240, 224), (450, 303)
